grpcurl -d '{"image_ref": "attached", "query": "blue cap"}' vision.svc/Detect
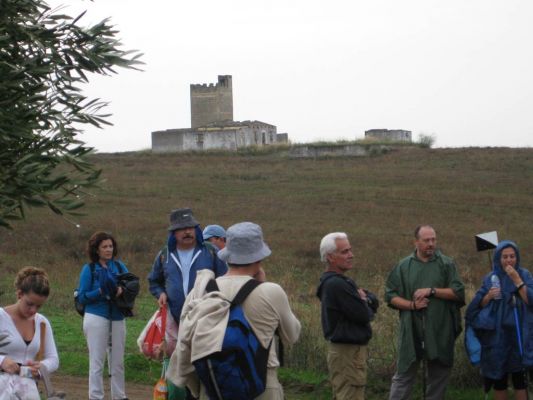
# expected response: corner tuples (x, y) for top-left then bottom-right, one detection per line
(202, 224), (226, 240)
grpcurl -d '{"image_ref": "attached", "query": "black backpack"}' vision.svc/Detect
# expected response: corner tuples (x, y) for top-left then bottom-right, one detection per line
(74, 263), (96, 316)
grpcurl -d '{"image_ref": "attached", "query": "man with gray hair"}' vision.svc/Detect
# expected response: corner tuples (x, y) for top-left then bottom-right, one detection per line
(316, 232), (379, 400)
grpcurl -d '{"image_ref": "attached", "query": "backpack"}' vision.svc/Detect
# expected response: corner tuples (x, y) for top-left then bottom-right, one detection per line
(74, 263), (96, 316)
(193, 279), (270, 400)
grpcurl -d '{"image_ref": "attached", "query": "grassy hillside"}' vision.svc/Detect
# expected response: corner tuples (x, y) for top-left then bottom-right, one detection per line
(1, 146), (532, 398)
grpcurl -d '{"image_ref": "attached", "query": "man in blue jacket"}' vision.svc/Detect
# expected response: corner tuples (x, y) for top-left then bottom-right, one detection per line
(148, 208), (228, 325)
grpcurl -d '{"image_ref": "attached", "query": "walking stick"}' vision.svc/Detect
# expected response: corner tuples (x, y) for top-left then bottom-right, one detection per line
(475, 231), (499, 399)
(107, 300), (113, 379)
(512, 294), (529, 400)
(421, 309), (427, 400)
(108, 323), (113, 378)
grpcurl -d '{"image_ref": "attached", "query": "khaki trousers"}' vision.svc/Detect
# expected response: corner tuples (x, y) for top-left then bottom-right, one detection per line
(327, 342), (368, 400)
(256, 368), (284, 400)
(200, 368), (283, 400)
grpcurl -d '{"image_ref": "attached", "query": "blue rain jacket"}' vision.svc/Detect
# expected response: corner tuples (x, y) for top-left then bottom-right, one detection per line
(465, 240), (533, 379)
(148, 226), (227, 323)
(78, 259), (128, 321)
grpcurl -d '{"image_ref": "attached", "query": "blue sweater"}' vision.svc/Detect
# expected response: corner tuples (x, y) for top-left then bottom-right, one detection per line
(78, 260), (128, 321)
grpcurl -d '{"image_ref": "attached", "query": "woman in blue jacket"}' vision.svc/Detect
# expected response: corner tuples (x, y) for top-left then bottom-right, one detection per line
(77, 231), (128, 400)
(466, 240), (533, 400)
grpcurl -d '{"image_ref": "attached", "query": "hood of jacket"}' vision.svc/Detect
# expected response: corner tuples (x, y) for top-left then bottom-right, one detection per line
(492, 240), (521, 274)
(316, 271), (339, 299)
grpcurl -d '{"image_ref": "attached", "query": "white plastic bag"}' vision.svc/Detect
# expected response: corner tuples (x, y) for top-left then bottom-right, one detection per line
(137, 306), (179, 359)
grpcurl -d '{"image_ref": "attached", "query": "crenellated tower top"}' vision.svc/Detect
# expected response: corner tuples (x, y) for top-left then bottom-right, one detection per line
(190, 75), (233, 128)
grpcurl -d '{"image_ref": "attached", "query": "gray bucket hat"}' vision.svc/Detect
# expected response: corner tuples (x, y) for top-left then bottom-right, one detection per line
(217, 222), (271, 264)
(167, 208), (199, 231)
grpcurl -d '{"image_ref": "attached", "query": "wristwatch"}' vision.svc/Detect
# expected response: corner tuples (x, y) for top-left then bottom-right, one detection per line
(429, 287), (436, 297)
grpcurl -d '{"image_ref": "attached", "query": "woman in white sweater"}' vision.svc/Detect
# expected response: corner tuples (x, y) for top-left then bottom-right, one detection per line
(0, 267), (59, 400)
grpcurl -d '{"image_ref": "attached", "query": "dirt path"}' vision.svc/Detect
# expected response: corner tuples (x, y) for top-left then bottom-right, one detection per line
(50, 374), (153, 399)
(48, 374), (323, 399)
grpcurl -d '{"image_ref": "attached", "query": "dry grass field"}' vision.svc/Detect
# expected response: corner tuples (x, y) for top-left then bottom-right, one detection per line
(1, 145), (532, 398)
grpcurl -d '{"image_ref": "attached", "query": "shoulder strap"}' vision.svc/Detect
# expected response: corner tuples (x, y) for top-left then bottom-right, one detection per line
(36, 320), (46, 361)
(159, 246), (168, 265)
(232, 279), (262, 306)
(204, 278), (262, 306)
(113, 260), (125, 274)
(206, 279), (219, 293)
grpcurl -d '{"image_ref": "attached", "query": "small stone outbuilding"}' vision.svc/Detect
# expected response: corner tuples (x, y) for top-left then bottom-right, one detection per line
(365, 129), (412, 142)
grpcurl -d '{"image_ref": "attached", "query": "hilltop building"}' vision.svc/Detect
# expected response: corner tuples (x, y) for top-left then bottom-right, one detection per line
(152, 75), (288, 152)
(190, 75), (233, 129)
(365, 129), (412, 142)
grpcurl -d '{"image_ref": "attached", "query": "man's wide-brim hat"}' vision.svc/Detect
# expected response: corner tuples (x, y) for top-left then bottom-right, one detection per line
(168, 208), (199, 231)
(217, 222), (271, 264)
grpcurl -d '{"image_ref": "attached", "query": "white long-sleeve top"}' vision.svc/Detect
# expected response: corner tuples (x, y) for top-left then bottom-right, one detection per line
(0, 308), (59, 373)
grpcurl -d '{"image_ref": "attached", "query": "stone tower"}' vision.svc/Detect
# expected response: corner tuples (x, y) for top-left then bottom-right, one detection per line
(190, 75), (233, 128)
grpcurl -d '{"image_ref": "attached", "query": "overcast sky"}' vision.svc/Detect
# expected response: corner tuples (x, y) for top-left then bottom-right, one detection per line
(50, 0), (533, 152)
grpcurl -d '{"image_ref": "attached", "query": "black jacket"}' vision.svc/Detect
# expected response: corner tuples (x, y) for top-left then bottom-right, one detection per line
(316, 271), (379, 344)
(114, 272), (140, 317)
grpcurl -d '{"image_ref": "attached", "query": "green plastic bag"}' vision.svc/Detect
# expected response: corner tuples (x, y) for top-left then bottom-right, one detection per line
(163, 357), (187, 400)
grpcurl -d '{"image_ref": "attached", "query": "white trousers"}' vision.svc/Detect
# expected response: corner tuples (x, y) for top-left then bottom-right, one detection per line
(83, 313), (126, 400)
(0, 374), (40, 400)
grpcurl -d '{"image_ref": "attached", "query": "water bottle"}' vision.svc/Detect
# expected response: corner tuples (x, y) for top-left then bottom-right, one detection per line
(491, 274), (502, 300)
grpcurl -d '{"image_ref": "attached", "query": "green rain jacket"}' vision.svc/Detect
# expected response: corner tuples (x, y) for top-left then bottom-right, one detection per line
(385, 250), (465, 374)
